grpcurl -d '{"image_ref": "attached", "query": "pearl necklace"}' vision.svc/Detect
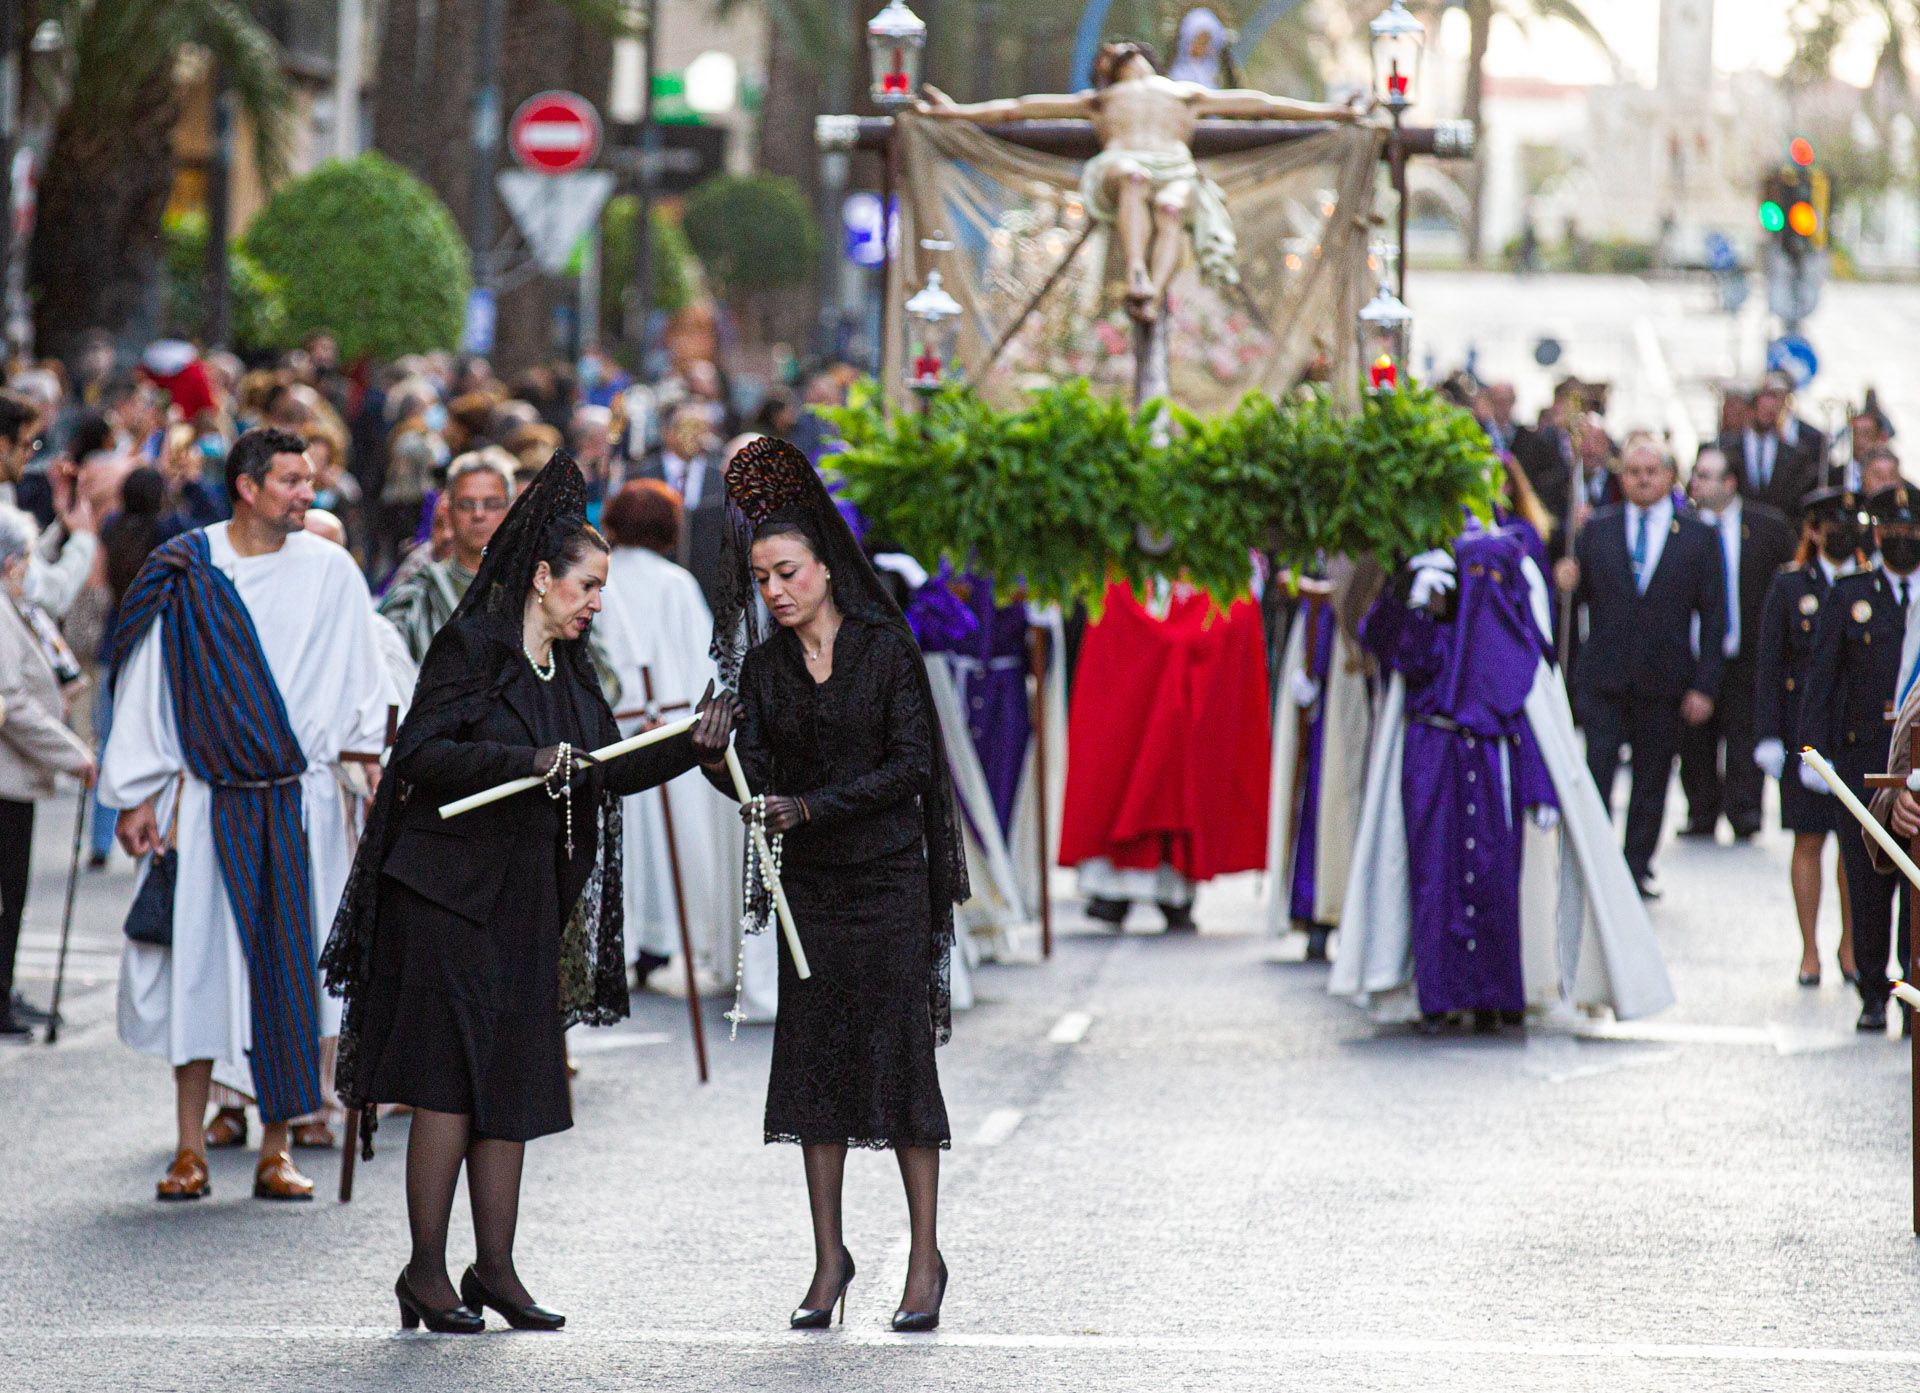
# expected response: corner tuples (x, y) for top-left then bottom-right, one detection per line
(524, 641), (556, 682)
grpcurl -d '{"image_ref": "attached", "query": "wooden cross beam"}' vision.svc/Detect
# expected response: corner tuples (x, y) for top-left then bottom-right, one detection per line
(1861, 716), (1920, 1238)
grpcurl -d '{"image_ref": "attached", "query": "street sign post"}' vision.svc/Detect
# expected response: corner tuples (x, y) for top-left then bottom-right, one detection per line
(1766, 333), (1819, 388)
(498, 170), (617, 274)
(509, 91), (603, 174)
(463, 287), (496, 355)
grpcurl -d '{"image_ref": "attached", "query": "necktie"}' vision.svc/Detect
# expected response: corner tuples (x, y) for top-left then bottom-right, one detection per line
(1632, 509), (1650, 593)
(1722, 517), (1738, 653)
(1758, 436), (1775, 490)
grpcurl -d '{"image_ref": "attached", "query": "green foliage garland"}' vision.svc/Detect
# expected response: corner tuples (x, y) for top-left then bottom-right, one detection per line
(242, 154), (470, 362)
(825, 381), (1502, 610)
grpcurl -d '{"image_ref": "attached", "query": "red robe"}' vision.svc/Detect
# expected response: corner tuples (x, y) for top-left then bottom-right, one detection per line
(1059, 582), (1272, 880)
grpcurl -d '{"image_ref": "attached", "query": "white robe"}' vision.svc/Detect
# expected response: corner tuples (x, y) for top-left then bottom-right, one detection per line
(1264, 610), (1370, 934)
(598, 548), (744, 980)
(100, 525), (392, 1093)
(1330, 558), (1674, 1022)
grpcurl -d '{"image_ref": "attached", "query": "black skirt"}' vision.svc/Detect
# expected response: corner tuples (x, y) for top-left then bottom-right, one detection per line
(766, 843), (950, 1150)
(1779, 749), (1837, 835)
(362, 879), (572, 1142)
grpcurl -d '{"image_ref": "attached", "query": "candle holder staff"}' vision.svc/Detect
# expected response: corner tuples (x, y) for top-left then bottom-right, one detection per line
(321, 452), (734, 1334)
(705, 437), (969, 1332)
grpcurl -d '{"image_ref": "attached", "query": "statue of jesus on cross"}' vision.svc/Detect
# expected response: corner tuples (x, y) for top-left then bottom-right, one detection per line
(921, 41), (1368, 322)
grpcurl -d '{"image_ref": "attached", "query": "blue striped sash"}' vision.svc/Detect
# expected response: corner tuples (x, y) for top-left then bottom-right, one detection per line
(113, 532), (319, 1123)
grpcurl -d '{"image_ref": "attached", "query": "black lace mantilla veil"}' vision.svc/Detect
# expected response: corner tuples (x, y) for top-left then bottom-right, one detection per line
(711, 437), (970, 1045)
(322, 451), (629, 1119)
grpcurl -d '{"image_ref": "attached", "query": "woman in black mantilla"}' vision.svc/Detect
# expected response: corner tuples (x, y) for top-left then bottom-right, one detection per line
(322, 453), (733, 1335)
(706, 437), (968, 1333)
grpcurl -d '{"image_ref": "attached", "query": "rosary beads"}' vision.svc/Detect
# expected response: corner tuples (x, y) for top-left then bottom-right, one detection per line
(542, 741), (576, 858)
(725, 796), (785, 1039)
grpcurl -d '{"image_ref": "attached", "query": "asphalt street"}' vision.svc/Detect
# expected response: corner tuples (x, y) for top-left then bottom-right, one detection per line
(5, 763), (1919, 1393)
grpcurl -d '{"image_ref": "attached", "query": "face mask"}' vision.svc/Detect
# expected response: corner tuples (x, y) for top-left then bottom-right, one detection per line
(1820, 528), (1858, 564)
(424, 403), (448, 433)
(1881, 535), (1920, 574)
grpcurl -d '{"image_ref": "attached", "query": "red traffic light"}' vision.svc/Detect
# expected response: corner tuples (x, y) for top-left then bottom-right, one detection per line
(1789, 137), (1815, 166)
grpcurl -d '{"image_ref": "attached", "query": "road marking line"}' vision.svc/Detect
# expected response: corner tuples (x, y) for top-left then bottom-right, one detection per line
(8, 1327), (1919, 1364)
(1047, 1011), (1092, 1044)
(972, 1108), (1023, 1146)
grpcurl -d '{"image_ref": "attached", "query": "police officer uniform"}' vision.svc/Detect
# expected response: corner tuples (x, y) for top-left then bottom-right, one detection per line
(1755, 488), (1858, 835)
(1799, 485), (1919, 1027)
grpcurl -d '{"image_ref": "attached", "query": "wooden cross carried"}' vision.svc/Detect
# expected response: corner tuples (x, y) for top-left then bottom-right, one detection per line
(1862, 711), (1920, 1238)
(627, 665), (709, 1085)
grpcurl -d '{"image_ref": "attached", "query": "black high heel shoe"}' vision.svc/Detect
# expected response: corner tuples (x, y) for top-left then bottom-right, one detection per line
(396, 1269), (485, 1334)
(790, 1247), (856, 1329)
(461, 1265), (565, 1331)
(891, 1254), (948, 1333)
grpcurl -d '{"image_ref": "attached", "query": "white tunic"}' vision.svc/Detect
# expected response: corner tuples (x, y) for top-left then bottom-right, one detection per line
(100, 525), (392, 1090)
(598, 547), (744, 979)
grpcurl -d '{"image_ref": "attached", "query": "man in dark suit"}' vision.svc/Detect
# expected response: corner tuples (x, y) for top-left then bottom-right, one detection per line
(1480, 382), (1567, 521)
(1676, 447), (1796, 839)
(633, 404), (727, 610)
(1562, 440), (1728, 897)
(1720, 379), (1824, 520)
(1799, 483), (1920, 1032)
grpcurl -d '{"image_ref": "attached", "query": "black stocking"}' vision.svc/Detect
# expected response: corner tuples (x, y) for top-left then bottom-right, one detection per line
(467, 1136), (532, 1305)
(800, 1142), (848, 1307)
(404, 1108), (470, 1308)
(896, 1145), (942, 1310)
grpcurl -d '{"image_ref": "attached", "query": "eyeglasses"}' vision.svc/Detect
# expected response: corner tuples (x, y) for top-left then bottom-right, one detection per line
(451, 497), (509, 515)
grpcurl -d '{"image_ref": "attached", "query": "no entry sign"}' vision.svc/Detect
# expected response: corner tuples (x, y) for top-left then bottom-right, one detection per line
(509, 91), (602, 174)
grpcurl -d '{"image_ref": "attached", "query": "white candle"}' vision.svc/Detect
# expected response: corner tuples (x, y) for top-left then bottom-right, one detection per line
(1892, 981), (1920, 1013)
(725, 742), (812, 980)
(1800, 747), (1920, 892)
(437, 715), (701, 820)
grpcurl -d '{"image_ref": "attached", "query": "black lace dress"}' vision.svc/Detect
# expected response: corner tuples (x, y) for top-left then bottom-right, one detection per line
(713, 613), (951, 1150)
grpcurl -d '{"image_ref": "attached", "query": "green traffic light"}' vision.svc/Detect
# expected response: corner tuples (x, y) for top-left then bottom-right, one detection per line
(1759, 200), (1786, 233)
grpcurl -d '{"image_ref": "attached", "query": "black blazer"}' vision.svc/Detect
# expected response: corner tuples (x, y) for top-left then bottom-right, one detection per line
(1720, 430), (1823, 519)
(1753, 561), (1832, 746)
(380, 629), (699, 925)
(1572, 503), (1728, 706)
(633, 453), (727, 610)
(1798, 569), (1910, 779)
(1693, 500), (1796, 664)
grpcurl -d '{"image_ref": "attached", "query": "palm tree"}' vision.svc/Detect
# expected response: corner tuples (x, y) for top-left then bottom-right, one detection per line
(28, 0), (293, 363)
(1459, 0), (1611, 264)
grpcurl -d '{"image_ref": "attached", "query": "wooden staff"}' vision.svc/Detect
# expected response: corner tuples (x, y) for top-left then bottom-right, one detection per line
(340, 702), (399, 1203)
(641, 666), (708, 1084)
(1029, 623), (1053, 960)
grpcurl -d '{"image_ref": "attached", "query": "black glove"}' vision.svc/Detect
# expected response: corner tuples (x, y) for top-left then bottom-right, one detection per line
(529, 744), (598, 784)
(692, 680), (741, 766)
(743, 794), (808, 833)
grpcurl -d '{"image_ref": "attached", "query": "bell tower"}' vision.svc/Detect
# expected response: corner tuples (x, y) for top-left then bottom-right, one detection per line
(1657, 0), (1714, 96)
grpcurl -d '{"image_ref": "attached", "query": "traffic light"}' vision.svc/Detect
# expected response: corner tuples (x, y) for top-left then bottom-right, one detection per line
(1771, 135), (1829, 259)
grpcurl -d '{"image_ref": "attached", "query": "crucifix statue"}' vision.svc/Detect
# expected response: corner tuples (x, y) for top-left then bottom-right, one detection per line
(920, 41), (1368, 322)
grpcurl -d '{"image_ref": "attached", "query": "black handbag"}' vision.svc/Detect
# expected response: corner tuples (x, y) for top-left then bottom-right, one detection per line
(122, 778), (182, 948)
(122, 849), (176, 946)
